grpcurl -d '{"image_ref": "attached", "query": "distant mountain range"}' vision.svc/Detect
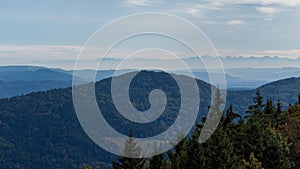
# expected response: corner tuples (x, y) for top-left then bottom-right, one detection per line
(0, 66), (116, 98)
(88, 55), (300, 71)
(1, 70), (300, 168)
(0, 65), (299, 98)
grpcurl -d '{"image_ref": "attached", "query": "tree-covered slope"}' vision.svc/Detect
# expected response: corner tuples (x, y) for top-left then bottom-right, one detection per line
(0, 71), (300, 168)
(0, 71), (212, 168)
(229, 77), (300, 116)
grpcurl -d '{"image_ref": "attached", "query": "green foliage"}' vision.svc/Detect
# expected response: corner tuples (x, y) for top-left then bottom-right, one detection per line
(112, 130), (145, 169)
(239, 95), (292, 169)
(149, 154), (164, 169)
(278, 104), (300, 168)
(0, 71), (299, 168)
(146, 90), (294, 169)
(159, 159), (171, 169)
(274, 100), (283, 127)
(242, 152), (265, 169)
(246, 89), (264, 117)
(222, 104), (242, 127)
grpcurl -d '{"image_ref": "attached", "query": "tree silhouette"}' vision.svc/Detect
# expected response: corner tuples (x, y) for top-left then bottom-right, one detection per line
(246, 90), (264, 117)
(112, 129), (145, 169)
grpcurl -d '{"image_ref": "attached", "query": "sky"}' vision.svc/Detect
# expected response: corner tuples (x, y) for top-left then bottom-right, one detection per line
(0, 0), (300, 69)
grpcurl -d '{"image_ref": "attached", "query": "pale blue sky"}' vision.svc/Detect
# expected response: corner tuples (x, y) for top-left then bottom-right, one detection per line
(0, 0), (300, 69)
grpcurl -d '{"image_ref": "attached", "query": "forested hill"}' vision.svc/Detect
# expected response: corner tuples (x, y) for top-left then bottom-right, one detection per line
(0, 71), (212, 169)
(0, 67), (73, 98)
(0, 71), (300, 168)
(229, 77), (300, 116)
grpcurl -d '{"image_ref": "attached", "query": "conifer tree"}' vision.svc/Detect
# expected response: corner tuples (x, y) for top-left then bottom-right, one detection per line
(222, 104), (241, 128)
(210, 87), (225, 115)
(160, 159), (171, 169)
(112, 130), (145, 169)
(167, 134), (185, 169)
(264, 99), (276, 125)
(241, 93), (292, 169)
(199, 87), (225, 142)
(246, 90), (264, 117)
(264, 99), (274, 115)
(278, 104), (300, 168)
(255, 90), (264, 110)
(176, 125), (203, 169)
(276, 100), (282, 117)
(149, 153), (164, 169)
(274, 100), (283, 127)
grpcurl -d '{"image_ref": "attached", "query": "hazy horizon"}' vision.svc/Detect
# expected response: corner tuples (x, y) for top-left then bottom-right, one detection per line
(1, 1), (300, 69)
(1, 55), (300, 70)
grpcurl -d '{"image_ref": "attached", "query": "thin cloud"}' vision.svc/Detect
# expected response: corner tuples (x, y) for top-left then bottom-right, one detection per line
(194, 4), (221, 10)
(185, 8), (200, 16)
(258, 49), (300, 58)
(125, 0), (159, 6)
(209, 0), (300, 7)
(256, 7), (280, 15)
(0, 45), (81, 62)
(201, 20), (216, 25)
(183, 3), (220, 17)
(226, 19), (246, 25)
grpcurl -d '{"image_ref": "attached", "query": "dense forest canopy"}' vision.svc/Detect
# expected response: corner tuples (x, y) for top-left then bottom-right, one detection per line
(0, 71), (299, 169)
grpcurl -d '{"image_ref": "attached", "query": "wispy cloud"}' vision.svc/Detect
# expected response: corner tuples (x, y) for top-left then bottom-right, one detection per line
(201, 20), (216, 25)
(255, 6), (281, 20)
(209, 0), (300, 7)
(185, 8), (201, 16)
(183, 3), (220, 17)
(256, 7), (280, 15)
(257, 49), (300, 58)
(125, 0), (159, 6)
(0, 45), (81, 56)
(226, 19), (246, 25)
(0, 45), (81, 69)
(1, 45), (300, 70)
(195, 4), (221, 10)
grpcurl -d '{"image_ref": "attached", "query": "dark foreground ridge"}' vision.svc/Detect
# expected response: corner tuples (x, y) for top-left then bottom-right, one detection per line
(0, 71), (300, 168)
